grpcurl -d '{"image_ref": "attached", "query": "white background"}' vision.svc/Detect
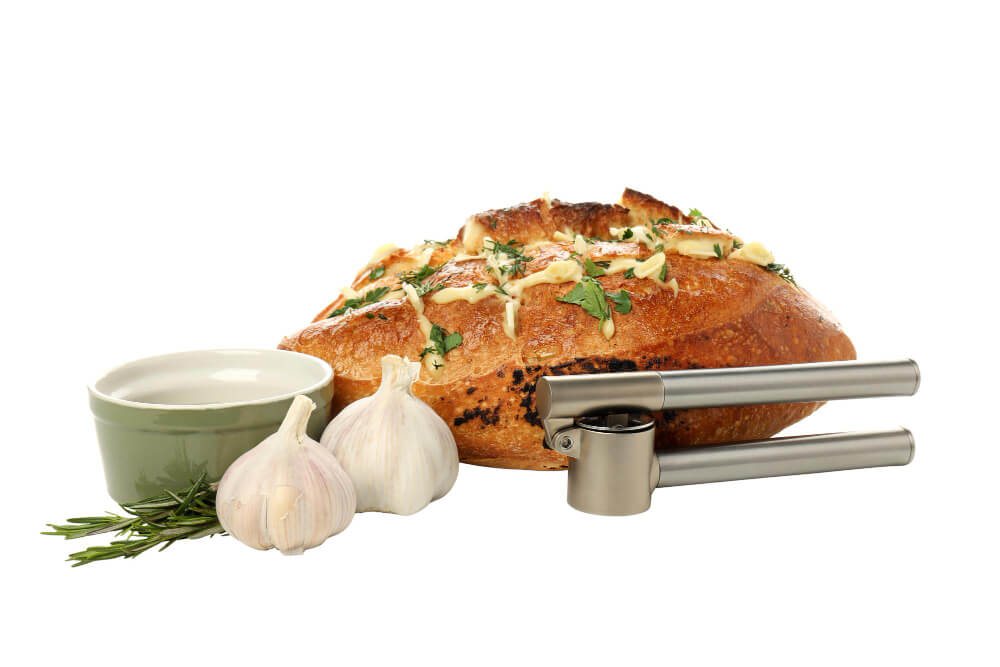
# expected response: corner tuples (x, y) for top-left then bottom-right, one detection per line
(2, 1), (997, 664)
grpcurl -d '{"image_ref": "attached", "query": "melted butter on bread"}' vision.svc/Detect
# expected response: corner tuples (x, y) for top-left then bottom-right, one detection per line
(368, 243), (400, 266)
(730, 241), (775, 266)
(325, 190), (788, 351)
(402, 283), (442, 371)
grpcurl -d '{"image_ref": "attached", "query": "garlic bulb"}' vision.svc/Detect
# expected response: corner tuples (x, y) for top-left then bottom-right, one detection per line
(217, 395), (356, 555)
(322, 355), (458, 515)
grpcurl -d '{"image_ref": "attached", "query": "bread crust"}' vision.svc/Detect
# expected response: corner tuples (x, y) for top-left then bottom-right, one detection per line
(280, 189), (855, 470)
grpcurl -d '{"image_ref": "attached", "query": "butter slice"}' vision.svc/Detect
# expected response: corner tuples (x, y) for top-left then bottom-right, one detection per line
(729, 241), (775, 266)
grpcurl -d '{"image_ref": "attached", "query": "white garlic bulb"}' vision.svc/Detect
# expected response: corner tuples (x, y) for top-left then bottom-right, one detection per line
(217, 395), (356, 555)
(321, 354), (458, 515)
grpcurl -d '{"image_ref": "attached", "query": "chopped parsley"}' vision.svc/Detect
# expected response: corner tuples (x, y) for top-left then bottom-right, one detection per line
(713, 243), (723, 259)
(688, 208), (703, 218)
(423, 238), (453, 247)
(472, 282), (488, 292)
(367, 265), (386, 282)
(399, 264), (443, 296)
(622, 228), (634, 239)
(483, 239), (530, 278)
(487, 215), (498, 229)
(654, 217), (677, 225)
(556, 277), (611, 323)
(765, 263), (797, 285)
(732, 239), (743, 249)
(624, 267), (636, 279)
(327, 286), (391, 319)
(584, 257), (607, 277)
(606, 289), (632, 314)
(421, 323), (463, 359)
(557, 278), (634, 325)
(658, 262), (669, 281)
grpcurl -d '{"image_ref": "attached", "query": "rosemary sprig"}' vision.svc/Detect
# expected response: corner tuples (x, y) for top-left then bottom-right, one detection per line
(42, 473), (225, 566)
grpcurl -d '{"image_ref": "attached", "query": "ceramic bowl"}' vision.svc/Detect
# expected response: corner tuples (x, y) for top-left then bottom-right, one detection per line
(89, 349), (334, 503)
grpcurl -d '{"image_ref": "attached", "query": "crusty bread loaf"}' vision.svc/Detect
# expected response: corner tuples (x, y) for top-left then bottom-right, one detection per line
(280, 189), (855, 470)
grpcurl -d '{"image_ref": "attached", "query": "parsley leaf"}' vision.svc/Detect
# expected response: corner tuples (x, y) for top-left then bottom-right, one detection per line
(557, 277), (611, 322)
(713, 243), (723, 259)
(367, 265), (386, 282)
(327, 286), (391, 319)
(622, 228), (634, 239)
(427, 323), (463, 357)
(584, 257), (606, 277)
(688, 208), (703, 218)
(399, 264), (443, 296)
(606, 289), (632, 314)
(472, 282), (488, 292)
(658, 262), (669, 281)
(483, 239), (530, 278)
(624, 267), (636, 279)
(732, 239), (743, 249)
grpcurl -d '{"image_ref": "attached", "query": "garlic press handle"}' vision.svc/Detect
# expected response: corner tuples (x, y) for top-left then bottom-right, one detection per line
(656, 428), (915, 488)
(658, 359), (920, 410)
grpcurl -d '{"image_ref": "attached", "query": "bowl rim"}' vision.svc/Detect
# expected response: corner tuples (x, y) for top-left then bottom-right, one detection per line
(88, 348), (334, 411)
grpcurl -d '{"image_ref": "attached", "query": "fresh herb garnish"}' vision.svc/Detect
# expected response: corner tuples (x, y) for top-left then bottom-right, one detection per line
(624, 267), (636, 279)
(606, 289), (632, 314)
(399, 264), (443, 296)
(557, 277), (611, 323)
(472, 282), (488, 292)
(421, 323), (463, 359)
(622, 228), (634, 239)
(713, 243), (723, 259)
(688, 208), (703, 218)
(654, 217), (676, 225)
(42, 473), (223, 566)
(765, 263), (797, 285)
(584, 258), (607, 277)
(487, 215), (498, 229)
(733, 239), (743, 249)
(328, 286), (391, 318)
(557, 276), (635, 325)
(658, 263), (669, 281)
(367, 265), (386, 282)
(483, 239), (530, 278)
(423, 239), (453, 246)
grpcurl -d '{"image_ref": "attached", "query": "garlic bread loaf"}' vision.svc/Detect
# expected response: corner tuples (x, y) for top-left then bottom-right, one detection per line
(280, 189), (855, 470)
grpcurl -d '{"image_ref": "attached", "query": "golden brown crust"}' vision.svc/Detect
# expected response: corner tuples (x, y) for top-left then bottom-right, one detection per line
(281, 189), (856, 470)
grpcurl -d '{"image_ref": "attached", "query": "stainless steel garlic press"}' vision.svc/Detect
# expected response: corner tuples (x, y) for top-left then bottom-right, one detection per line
(537, 359), (920, 515)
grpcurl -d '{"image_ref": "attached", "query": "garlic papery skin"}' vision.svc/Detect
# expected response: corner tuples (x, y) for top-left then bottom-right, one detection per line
(321, 355), (459, 515)
(216, 395), (356, 555)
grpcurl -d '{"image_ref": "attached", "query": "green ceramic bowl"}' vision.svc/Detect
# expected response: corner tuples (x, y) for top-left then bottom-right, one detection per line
(89, 349), (334, 503)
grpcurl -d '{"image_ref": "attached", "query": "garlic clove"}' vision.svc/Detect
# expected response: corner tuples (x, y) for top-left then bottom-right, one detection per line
(217, 395), (356, 555)
(321, 355), (459, 515)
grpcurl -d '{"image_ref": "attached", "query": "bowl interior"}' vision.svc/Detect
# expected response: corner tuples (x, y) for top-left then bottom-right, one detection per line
(91, 349), (331, 409)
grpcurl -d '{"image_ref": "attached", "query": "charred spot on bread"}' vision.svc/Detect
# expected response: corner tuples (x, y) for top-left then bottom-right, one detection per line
(454, 404), (502, 427)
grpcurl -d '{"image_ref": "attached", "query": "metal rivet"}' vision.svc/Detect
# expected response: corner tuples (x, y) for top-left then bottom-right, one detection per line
(556, 435), (574, 451)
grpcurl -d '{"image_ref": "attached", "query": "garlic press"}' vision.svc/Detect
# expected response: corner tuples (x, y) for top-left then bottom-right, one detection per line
(537, 359), (920, 515)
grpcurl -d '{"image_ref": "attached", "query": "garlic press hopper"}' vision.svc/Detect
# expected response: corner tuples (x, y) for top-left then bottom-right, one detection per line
(537, 359), (920, 515)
